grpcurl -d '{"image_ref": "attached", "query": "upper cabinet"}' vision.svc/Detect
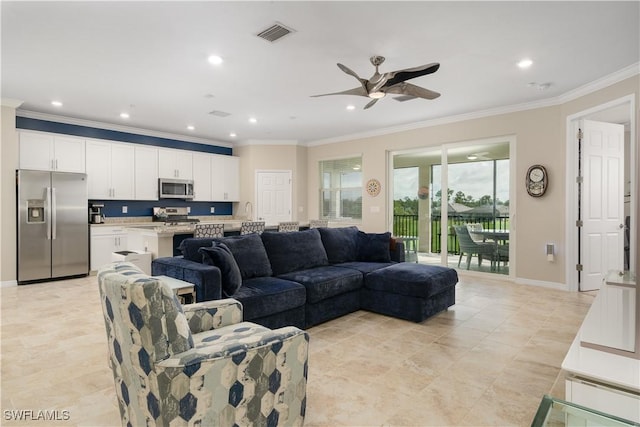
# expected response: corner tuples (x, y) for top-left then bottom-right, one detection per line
(192, 152), (212, 201)
(86, 140), (135, 200)
(211, 154), (240, 201)
(19, 131), (85, 173)
(158, 148), (192, 180)
(134, 145), (159, 200)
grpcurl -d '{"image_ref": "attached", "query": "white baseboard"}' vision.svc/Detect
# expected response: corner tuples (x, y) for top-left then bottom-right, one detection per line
(515, 277), (568, 291)
(1, 280), (18, 288)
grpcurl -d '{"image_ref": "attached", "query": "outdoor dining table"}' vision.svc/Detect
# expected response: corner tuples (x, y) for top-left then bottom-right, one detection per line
(474, 229), (509, 242)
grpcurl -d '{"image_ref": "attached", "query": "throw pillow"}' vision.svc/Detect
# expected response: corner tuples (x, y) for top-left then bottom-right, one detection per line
(213, 233), (272, 279)
(261, 228), (329, 275)
(357, 231), (392, 262)
(199, 244), (242, 296)
(178, 238), (219, 263)
(318, 226), (359, 263)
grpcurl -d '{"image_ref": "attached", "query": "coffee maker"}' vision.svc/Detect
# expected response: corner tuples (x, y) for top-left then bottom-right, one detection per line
(89, 203), (104, 224)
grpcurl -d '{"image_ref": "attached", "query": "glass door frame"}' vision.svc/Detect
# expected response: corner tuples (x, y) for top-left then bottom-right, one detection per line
(388, 134), (517, 279)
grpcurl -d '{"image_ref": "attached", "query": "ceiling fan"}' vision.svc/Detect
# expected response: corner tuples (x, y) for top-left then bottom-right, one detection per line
(311, 55), (441, 109)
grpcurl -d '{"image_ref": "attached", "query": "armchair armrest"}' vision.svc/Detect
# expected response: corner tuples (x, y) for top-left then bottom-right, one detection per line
(182, 298), (243, 333)
(154, 327), (309, 425)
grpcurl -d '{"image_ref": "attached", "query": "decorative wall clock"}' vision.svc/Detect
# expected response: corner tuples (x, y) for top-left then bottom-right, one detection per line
(366, 178), (381, 197)
(526, 164), (548, 197)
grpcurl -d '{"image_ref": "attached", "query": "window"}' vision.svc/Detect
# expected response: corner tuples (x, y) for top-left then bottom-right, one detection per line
(319, 157), (362, 220)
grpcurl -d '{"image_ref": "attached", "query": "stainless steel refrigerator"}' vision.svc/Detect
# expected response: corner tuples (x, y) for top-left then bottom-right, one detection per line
(17, 170), (89, 284)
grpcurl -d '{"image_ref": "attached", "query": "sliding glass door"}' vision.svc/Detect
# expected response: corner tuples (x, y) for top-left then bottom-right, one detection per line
(392, 139), (512, 276)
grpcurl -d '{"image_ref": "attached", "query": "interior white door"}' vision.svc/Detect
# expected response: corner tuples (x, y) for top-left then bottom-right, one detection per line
(256, 171), (292, 224)
(580, 119), (625, 291)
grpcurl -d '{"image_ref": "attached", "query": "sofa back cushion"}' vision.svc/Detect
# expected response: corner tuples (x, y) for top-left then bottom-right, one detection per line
(357, 231), (392, 262)
(261, 228), (329, 276)
(214, 233), (273, 279)
(318, 226), (359, 264)
(178, 237), (220, 262)
(199, 243), (243, 296)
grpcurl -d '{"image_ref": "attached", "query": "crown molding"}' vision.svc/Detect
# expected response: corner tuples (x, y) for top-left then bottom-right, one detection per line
(16, 109), (233, 148)
(305, 62), (640, 147)
(235, 139), (300, 147)
(1, 98), (24, 108)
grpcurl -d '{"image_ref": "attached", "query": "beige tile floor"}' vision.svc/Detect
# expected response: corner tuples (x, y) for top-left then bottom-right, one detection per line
(0, 274), (594, 426)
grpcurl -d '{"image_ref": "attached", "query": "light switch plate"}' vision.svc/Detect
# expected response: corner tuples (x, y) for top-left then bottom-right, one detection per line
(210, 207), (215, 213)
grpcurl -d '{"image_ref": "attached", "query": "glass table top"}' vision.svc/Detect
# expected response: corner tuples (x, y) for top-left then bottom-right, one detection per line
(531, 395), (639, 427)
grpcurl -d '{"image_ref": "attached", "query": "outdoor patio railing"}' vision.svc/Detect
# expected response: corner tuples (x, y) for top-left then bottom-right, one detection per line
(393, 214), (509, 254)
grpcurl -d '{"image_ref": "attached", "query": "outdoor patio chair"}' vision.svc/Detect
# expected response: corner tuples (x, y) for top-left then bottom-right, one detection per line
(454, 225), (497, 270)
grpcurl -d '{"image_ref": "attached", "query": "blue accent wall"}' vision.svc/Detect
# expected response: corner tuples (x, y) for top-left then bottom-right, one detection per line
(92, 200), (233, 218)
(16, 117), (232, 155)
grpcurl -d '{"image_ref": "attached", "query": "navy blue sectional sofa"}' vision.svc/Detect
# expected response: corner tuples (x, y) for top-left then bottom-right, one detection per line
(151, 226), (458, 329)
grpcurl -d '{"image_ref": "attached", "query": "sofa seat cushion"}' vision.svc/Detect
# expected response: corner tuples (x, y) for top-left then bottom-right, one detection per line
(278, 266), (363, 304)
(261, 229), (329, 275)
(232, 277), (306, 321)
(334, 261), (395, 274)
(318, 226), (359, 264)
(364, 263), (458, 299)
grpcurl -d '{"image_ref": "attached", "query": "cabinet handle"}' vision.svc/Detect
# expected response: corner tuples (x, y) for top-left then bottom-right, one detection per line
(51, 159), (55, 170)
(55, 159), (58, 170)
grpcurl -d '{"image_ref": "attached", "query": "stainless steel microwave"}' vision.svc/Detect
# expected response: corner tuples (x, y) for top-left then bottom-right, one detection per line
(159, 178), (194, 199)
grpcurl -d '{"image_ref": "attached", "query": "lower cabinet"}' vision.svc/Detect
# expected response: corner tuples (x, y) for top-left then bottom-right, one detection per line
(90, 226), (128, 271)
(565, 376), (640, 423)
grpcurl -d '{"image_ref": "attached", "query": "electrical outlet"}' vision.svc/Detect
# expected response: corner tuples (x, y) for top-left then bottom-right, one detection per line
(122, 206), (128, 214)
(186, 207), (191, 214)
(210, 207), (215, 213)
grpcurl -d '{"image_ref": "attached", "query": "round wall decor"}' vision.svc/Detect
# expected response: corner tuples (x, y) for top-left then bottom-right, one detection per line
(366, 178), (381, 197)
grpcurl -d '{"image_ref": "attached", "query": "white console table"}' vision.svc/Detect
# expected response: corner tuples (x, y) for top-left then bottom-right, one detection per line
(562, 271), (640, 423)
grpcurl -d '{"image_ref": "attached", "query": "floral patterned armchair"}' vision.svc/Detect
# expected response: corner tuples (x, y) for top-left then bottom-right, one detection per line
(98, 262), (309, 426)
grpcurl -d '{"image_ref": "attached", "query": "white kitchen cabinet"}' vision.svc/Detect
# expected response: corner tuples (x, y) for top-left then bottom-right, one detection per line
(192, 152), (212, 201)
(134, 145), (159, 200)
(211, 154), (240, 201)
(158, 148), (192, 180)
(19, 131), (85, 173)
(90, 226), (128, 271)
(86, 140), (135, 200)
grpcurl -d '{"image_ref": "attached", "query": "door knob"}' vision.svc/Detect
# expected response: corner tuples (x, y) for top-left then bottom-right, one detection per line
(619, 224), (625, 229)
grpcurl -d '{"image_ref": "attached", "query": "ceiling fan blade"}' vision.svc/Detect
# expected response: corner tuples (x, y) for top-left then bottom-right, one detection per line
(310, 86), (369, 98)
(337, 63), (369, 90)
(364, 98), (379, 109)
(385, 82), (440, 100)
(382, 62), (440, 88)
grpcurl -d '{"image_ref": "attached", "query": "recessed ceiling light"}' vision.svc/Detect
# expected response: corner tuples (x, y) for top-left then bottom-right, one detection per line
(517, 58), (533, 69)
(346, 105), (355, 111)
(229, 132), (237, 138)
(187, 125), (195, 131)
(120, 112), (130, 119)
(467, 154), (478, 160)
(208, 55), (223, 65)
(248, 117), (257, 124)
(51, 100), (63, 107)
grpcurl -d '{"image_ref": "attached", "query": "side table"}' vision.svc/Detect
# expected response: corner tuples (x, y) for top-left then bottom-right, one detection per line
(154, 275), (196, 304)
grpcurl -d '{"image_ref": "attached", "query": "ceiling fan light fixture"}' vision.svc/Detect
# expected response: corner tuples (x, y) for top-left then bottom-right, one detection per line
(368, 91), (386, 99)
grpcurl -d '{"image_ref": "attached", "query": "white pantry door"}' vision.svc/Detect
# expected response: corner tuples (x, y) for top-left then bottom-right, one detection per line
(256, 171), (292, 224)
(580, 120), (625, 291)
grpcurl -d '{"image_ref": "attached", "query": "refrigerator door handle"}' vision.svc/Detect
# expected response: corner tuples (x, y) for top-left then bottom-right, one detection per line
(51, 187), (57, 240)
(45, 187), (52, 240)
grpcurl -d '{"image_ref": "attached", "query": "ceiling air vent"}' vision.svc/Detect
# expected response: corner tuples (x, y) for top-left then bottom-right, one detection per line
(256, 22), (295, 42)
(393, 95), (417, 102)
(209, 110), (231, 118)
